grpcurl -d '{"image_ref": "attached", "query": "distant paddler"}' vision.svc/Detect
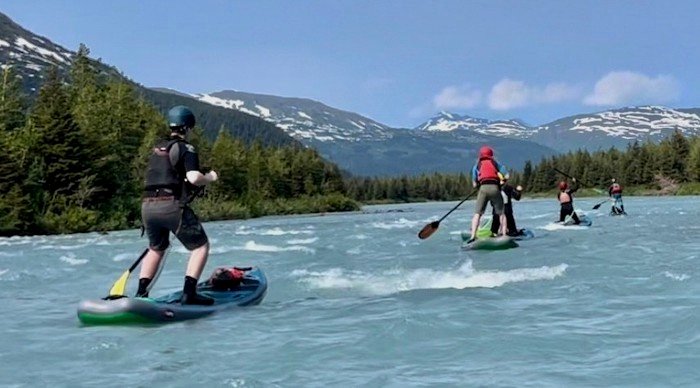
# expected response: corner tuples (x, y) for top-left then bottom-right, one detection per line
(609, 178), (626, 215)
(557, 179), (580, 224)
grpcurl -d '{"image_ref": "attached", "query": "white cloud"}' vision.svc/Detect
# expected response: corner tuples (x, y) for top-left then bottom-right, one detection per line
(488, 78), (579, 110)
(584, 71), (680, 106)
(433, 85), (482, 110)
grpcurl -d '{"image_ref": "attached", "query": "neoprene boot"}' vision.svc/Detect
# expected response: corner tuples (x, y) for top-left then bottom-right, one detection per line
(136, 278), (151, 298)
(180, 276), (214, 305)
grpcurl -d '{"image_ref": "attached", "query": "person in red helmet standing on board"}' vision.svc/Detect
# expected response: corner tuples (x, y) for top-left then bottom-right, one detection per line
(557, 179), (580, 224)
(466, 146), (510, 244)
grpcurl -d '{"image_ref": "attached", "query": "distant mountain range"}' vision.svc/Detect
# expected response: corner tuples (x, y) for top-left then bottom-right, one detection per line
(193, 91), (556, 175)
(3, 11), (700, 177)
(0, 12), (297, 148)
(191, 90), (700, 175)
(417, 106), (700, 152)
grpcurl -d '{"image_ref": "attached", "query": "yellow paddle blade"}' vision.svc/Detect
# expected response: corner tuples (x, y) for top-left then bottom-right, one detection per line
(108, 270), (131, 297)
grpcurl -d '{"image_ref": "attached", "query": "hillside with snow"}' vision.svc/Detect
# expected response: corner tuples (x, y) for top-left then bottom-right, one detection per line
(532, 106), (700, 150)
(192, 91), (556, 176)
(416, 112), (534, 139)
(0, 12), (298, 148)
(196, 91), (394, 142)
(0, 12), (76, 92)
(416, 106), (700, 152)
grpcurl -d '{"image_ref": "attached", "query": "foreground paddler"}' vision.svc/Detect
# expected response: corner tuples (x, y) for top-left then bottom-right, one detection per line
(133, 105), (220, 305)
(465, 146), (510, 244)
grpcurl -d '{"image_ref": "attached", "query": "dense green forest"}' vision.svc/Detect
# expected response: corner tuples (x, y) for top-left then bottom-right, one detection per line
(2, 45), (698, 236)
(346, 132), (700, 202)
(0, 46), (357, 236)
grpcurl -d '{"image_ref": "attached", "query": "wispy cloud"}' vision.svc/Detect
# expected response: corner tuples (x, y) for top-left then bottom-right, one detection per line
(584, 71), (680, 106)
(433, 85), (482, 110)
(488, 79), (579, 110)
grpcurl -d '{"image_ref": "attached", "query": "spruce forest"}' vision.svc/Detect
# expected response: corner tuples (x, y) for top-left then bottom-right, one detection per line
(0, 46), (356, 236)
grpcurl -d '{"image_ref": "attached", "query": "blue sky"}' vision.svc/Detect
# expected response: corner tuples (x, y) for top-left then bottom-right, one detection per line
(3, 0), (700, 127)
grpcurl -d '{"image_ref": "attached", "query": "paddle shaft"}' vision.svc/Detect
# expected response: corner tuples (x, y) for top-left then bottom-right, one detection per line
(128, 248), (149, 272)
(592, 198), (611, 209)
(438, 192), (475, 223)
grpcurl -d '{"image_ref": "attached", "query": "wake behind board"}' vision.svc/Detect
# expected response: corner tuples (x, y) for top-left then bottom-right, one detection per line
(563, 214), (592, 227)
(512, 229), (535, 241)
(610, 207), (627, 216)
(461, 236), (518, 251)
(78, 267), (267, 325)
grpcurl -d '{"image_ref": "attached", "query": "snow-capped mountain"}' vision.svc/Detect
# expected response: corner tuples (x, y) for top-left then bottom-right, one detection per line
(0, 12), (298, 148)
(0, 12), (75, 92)
(417, 111), (534, 139)
(196, 91), (394, 142)
(532, 106), (700, 150)
(193, 91), (556, 176)
(418, 106), (700, 152)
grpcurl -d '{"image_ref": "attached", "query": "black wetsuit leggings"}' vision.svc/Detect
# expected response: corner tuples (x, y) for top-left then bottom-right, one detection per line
(559, 202), (580, 223)
(491, 204), (517, 234)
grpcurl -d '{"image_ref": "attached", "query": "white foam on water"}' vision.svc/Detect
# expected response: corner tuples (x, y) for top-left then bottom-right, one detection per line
(235, 226), (314, 236)
(286, 237), (318, 245)
(351, 234), (369, 240)
(112, 253), (135, 262)
(539, 222), (588, 231)
(346, 247), (362, 255)
(663, 271), (690, 281)
(0, 237), (34, 246)
(240, 241), (315, 254)
(0, 269), (8, 276)
(234, 226), (254, 235)
(37, 243), (90, 250)
(260, 227), (314, 236)
(60, 254), (88, 266)
(528, 213), (554, 220)
(291, 262), (568, 295)
(371, 218), (421, 229)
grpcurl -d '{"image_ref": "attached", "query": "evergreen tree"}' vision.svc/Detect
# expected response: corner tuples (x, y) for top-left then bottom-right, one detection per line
(30, 67), (89, 198)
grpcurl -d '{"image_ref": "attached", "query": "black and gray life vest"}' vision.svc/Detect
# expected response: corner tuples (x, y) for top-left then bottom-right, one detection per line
(144, 139), (184, 197)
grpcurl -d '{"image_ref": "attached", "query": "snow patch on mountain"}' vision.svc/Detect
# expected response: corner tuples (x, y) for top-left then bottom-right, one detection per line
(195, 92), (394, 143)
(566, 106), (700, 138)
(197, 94), (244, 110)
(15, 37), (68, 63)
(417, 112), (532, 138)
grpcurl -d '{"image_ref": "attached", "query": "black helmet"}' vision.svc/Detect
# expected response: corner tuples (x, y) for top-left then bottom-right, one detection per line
(167, 106), (195, 129)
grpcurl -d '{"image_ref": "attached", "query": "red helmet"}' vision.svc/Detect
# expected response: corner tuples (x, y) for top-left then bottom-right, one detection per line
(479, 146), (494, 158)
(558, 181), (568, 190)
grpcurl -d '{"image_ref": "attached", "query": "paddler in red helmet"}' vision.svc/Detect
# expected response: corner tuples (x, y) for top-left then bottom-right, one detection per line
(466, 145), (510, 244)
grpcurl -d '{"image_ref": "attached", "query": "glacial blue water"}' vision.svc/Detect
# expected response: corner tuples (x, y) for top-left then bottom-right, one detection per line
(0, 197), (698, 387)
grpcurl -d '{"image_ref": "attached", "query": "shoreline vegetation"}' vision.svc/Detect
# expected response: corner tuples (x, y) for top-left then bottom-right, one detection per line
(3, 45), (699, 237)
(0, 47), (361, 236)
